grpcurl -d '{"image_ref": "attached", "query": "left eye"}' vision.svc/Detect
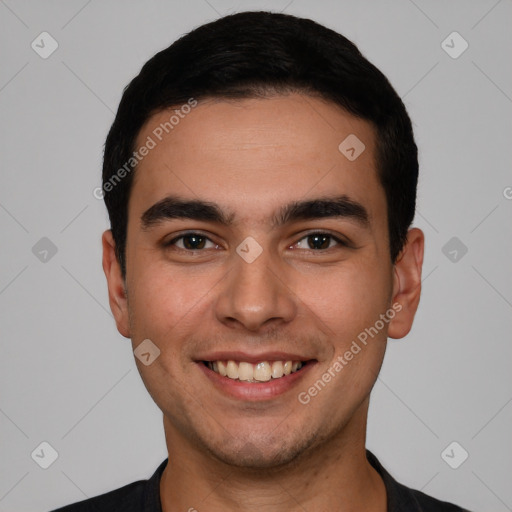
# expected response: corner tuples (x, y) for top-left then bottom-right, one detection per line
(292, 233), (344, 250)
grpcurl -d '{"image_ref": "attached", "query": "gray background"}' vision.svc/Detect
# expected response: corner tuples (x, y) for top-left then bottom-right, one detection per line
(0, 1), (511, 511)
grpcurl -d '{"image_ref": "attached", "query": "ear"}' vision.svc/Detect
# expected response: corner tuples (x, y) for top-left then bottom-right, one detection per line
(102, 229), (131, 338)
(387, 228), (424, 339)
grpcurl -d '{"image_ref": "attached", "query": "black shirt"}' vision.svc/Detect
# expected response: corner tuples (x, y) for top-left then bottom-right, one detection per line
(50, 450), (472, 511)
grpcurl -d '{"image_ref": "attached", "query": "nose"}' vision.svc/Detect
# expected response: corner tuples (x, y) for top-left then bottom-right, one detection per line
(214, 245), (297, 332)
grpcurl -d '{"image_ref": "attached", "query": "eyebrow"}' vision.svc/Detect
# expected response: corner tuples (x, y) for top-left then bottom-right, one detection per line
(140, 194), (369, 230)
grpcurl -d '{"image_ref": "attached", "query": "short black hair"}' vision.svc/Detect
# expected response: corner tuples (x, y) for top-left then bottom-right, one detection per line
(102, 10), (418, 278)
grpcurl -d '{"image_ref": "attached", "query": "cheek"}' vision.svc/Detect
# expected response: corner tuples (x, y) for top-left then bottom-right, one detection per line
(127, 262), (202, 338)
(295, 258), (393, 340)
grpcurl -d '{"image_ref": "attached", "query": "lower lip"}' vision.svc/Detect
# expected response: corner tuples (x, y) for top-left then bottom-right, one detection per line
(197, 362), (316, 401)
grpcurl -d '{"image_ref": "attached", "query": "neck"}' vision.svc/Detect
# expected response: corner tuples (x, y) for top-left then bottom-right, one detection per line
(159, 402), (387, 512)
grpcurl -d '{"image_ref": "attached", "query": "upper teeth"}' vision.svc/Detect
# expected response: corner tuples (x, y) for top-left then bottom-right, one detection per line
(207, 360), (304, 382)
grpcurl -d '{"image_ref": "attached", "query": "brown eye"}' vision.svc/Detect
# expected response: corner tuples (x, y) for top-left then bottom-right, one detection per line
(165, 233), (217, 251)
(181, 234), (206, 250)
(306, 234), (330, 250)
(293, 232), (345, 250)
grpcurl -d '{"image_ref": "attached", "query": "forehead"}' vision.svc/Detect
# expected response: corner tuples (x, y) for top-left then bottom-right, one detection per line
(130, 93), (384, 226)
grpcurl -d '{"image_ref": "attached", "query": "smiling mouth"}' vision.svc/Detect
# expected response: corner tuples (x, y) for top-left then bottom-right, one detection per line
(203, 360), (310, 383)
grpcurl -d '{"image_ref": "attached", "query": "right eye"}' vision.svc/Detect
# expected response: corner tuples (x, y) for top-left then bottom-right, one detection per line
(164, 232), (220, 252)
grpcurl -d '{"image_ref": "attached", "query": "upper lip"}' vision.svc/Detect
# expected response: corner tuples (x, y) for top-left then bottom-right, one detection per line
(195, 351), (315, 364)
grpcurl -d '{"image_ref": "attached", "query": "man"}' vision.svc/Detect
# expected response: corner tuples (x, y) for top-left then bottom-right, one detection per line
(53, 10), (472, 512)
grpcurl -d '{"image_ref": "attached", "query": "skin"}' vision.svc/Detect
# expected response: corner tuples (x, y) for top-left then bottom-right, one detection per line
(102, 93), (424, 511)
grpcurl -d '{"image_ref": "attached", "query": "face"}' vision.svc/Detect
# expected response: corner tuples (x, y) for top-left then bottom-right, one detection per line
(103, 93), (423, 469)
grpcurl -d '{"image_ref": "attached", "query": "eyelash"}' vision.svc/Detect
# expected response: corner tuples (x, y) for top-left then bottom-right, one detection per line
(163, 231), (348, 252)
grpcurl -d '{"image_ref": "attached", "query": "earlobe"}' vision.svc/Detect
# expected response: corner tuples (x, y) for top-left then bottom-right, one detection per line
(387, 228), (424, 339)
(101, 230), (131, 338)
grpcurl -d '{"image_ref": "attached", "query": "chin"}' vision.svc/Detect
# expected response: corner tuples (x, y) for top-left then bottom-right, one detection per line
(203, 428), (318, 471)
(212, 444), (300, 470)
